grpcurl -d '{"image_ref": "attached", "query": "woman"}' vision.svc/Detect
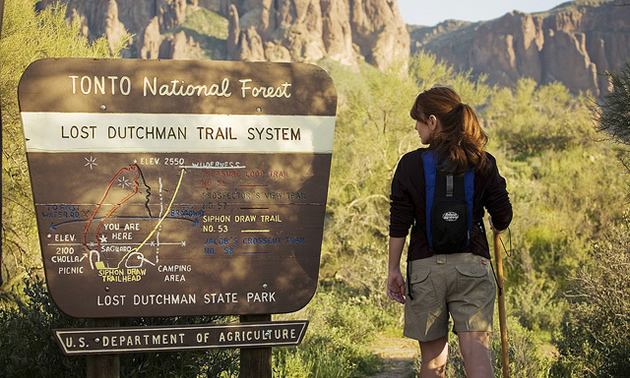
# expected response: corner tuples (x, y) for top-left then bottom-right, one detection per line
(387, 87), (512, 377)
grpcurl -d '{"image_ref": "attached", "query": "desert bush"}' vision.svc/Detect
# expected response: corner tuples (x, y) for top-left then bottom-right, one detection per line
(484, 79), (596, 156)
(552, 215), (630, 377)
(488, 142), (625, 336)
(494, 316), (554, 378)
(273, 284), (387, 377)
(417, 315), (553, 378)
(0, 274), (86, 377)
(409, 51), (494, 108)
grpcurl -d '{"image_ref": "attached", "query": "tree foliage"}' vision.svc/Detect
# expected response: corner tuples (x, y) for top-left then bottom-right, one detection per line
(485, 78), (596, 156)
(1, 0), (129, 291)
(597, 60), (630, 145)
(409, 51), (493, 108)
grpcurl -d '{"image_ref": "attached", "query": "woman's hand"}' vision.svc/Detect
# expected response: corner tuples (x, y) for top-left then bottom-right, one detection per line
(489, 215), (506, 235)
(387, 269), (406, 304)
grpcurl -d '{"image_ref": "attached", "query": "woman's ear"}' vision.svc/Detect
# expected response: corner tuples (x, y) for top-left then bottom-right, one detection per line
(427, 114), (438, 131)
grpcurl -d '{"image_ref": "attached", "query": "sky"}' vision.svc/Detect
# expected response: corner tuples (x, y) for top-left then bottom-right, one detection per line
(397, 0), (571, 26)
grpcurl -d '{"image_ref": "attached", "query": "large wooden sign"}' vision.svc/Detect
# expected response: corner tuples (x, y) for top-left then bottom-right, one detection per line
(19, 58), (337, 318)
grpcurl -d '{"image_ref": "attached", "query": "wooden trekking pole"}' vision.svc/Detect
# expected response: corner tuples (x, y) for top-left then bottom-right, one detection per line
(494, 232), (510, 378)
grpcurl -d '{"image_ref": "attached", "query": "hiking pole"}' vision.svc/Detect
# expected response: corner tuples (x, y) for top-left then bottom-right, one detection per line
(494, 232), (510, 378)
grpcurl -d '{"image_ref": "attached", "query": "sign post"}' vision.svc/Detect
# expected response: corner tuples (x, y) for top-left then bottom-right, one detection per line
(239, 314), (272, 378)
(86, 318), (119, 378)
(19, 58), (336, 374)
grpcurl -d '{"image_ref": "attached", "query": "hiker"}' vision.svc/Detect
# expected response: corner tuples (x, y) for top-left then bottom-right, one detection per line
(387, 87), (512, 377)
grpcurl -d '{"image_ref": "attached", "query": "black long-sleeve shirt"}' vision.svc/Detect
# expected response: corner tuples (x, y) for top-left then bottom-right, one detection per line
(389, 148), (512, 260)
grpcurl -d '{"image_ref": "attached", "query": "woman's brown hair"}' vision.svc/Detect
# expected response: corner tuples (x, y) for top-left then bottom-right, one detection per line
(410, 87), (489, 175)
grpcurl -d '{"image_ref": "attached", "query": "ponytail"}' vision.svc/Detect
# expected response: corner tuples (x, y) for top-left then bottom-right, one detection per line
(410, 87), (489, 175)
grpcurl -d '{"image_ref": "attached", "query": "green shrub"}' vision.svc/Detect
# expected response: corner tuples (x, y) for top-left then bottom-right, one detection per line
(417, 314), (554, 378)
(495, 316), (555, 378)
(552, 215), (630, 377)
(484, 79), (596, 156)
(409, 51), (493, 108)
(487, 143), (625, 334)
(167, 8), (229, 60)
(273, 285), (387, 377)
(0, 274), (86, 377)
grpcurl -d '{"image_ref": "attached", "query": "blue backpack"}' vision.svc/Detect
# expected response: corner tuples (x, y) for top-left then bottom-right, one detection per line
(422, 152), (474, 253)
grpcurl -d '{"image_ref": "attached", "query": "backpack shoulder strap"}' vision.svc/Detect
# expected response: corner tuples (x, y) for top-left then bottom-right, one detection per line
(422, 151), (438, 246)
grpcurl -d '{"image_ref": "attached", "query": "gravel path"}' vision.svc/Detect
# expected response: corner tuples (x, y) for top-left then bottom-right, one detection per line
(370, 333), (419, 378)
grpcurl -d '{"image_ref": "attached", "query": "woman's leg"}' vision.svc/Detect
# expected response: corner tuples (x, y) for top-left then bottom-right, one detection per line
(419, 336), (449, 378)
(458, 331), (493, 378)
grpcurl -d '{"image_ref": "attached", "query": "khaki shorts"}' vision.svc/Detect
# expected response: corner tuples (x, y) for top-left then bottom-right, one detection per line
(404, 253), (496, 342)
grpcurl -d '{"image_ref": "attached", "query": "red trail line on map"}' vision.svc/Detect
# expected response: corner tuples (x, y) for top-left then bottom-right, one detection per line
(83, 164), (141, 252)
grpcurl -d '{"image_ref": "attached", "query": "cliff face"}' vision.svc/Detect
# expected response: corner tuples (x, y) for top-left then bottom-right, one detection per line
(411, 0), (630, 96)
(37, 0), (410, 71)
(36, 0), (628, 94)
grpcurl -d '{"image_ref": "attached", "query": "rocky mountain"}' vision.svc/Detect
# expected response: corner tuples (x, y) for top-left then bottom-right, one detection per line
(36, 0), (410, 71)
(36, 0), (628, 96)
(410, 0), (630, 96)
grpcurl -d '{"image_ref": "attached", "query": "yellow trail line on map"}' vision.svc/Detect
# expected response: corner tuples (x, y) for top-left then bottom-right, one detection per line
(116, 168), (185, 269)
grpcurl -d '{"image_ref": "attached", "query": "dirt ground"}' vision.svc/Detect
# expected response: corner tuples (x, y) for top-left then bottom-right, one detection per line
(370, 333), (419, 378)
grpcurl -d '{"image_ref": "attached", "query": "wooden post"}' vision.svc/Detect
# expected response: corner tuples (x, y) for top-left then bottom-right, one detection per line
(239, 314), (272, 378)
(493, 233), (510, 378)
(0, 0), (4, 288)
(86, 318), (120, 378)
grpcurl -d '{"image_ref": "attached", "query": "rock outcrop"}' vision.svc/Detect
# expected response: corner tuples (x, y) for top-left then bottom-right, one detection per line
(411, 0), (630, 96)
(225, 0), (409, 69)
(37, 0), (628, 94)
(37, 0), (410, 71)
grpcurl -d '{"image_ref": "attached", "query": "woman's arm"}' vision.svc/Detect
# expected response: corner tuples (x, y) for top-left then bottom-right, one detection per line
(387, 236), (407, 304)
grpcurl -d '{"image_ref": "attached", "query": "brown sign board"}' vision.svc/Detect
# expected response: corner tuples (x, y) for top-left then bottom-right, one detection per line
(18, 58), (337, 318)
(53, 320), (308, 355)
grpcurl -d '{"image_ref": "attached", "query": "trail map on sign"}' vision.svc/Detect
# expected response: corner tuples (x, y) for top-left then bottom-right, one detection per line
(19, 58), (337, 318)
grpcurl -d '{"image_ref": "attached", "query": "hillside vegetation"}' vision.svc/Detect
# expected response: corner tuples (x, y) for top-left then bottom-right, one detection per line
(2, 1), (629, 377)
